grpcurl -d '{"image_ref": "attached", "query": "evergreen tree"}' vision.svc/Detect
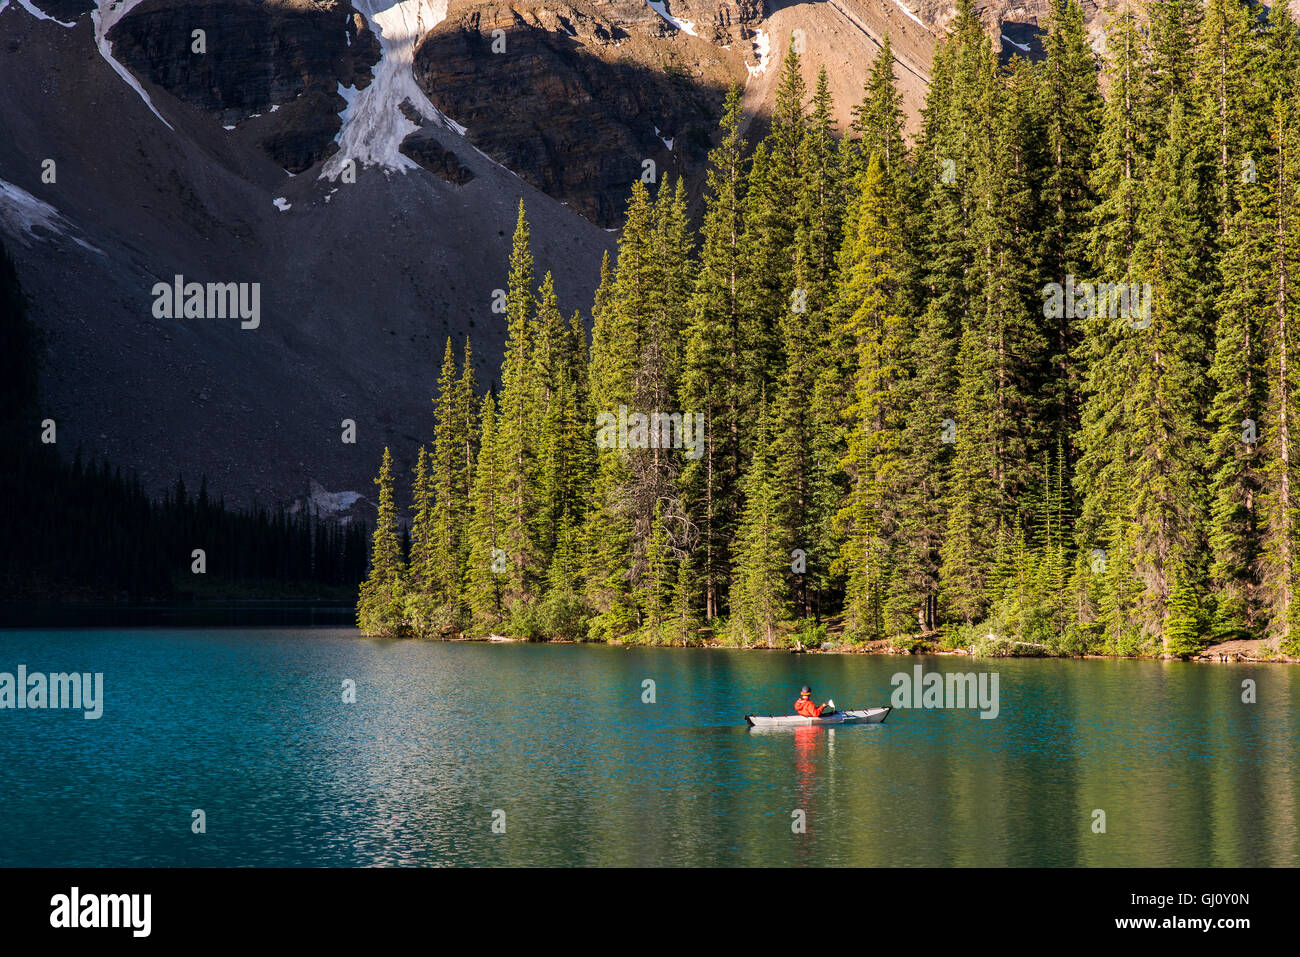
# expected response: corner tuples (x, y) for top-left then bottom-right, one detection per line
(891, 300), (958, 635)
(583, 182), (658, 639)
(1256, 93), (1300, 652)
(1144, 0), (1203, 138)
(739, 43), (808, 390)
(350, 17), (1300, 657)
(1207, 86), (1274, 636)
(496, 202), (543, 611)
(849, 34), (907, 190)
(467, 393), (505, 630)
(409, 444), (434, 592)
(430, 337), (475, 622)
(834, 155), (909, 638)
(1076, 3), (1149, 641)
(1041, 0), (1102, 449)
(939, 42), (1046, 627)
(796, 66), (843, 310)
(1129, 99), (1215, 646)
(357, 447), (406, 635)
(1194, 0), (1260, 239)
(681, 85), (751, 620)
(730, 405), (790, 645)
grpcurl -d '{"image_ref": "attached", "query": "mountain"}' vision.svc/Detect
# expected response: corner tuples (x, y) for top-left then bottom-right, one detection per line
(0, 0), (617, 518)
(0, 0), (1178, 515)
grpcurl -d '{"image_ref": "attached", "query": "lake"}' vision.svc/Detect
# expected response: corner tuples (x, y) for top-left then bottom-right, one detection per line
(0, 629), (1295, 867)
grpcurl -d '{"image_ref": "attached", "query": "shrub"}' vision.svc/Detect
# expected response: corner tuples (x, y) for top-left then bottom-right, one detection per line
(538, 587), (590, 642)
(503, 599), (546, 641)
(402, 591), (457, 639)
(791, 617), (827, 649)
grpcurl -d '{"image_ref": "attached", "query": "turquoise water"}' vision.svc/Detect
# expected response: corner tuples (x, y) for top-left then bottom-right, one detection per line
(0, 629), (1295, 866)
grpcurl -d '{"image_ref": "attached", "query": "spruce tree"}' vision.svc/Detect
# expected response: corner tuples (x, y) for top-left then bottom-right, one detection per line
(1144, 0), (1203, 138)
(1041, 0), (1102, 449)
(357, 447), (407, 635)
(681, 85), (751, 620)
(938, 33), (1045, 627)
(1128, 98), (1215, 647)
(409, 444), (434, 592)
(582, 182), (658, 640)
(496, 202), (543, 612)
(833, 155), (909, 639)
(1076, 3), (1149, 643)
(849, 33), (907, 190)
(1256, 94), (1300, 652)
(467, 393), (505, 630)
(430, 337), (474, 622)
(730, 405), (790, 646)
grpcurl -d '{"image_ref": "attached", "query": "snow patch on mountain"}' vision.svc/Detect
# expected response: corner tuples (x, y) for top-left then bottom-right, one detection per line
(0, 178), (102, 254)
(891, 0), (928, 32)
(1001, 34), (1030, 53)
(297, 480), (364, 519)
(746, 29), (770, 79)
(321, 0), (467, 180)
(646, 1), (697, 37)
(92, 0), (174, 131)
(15, 0), (76, 27)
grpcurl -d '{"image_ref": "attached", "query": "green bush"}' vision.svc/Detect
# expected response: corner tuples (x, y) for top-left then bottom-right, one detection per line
(538, 587), (590, 641)
(891, 635), (931, 654)
(503, 599), (546, 641)
(791, 617), (828, 649)
(402, 591), (454, 639)
(1046, 624), (1092, 657)
(357, 578), (410, 637)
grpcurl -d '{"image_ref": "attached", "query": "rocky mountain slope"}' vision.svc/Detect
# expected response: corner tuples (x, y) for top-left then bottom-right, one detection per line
(8, 0), (1278, 516)
(0, 0), (616, 517)
(10, 1), (1118, 234)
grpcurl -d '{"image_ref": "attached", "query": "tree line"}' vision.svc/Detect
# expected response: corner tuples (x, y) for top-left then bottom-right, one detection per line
(360, 0), (1300, 657)
(0, 239), (369, 601)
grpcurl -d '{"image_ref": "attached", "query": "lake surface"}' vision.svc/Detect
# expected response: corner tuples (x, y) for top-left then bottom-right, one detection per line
(1, 629), (1296, 867)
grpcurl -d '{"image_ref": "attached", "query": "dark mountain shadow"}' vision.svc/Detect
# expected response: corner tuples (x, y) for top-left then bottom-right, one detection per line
(997, 20), (1044, 64)
(412, 16), (734, 227)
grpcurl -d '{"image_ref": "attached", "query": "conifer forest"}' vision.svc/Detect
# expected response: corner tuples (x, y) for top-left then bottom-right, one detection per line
(359, 0), (1300, 659)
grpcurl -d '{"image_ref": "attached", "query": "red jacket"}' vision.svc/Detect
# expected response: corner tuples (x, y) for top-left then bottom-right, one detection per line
(794, 695), (824, 717)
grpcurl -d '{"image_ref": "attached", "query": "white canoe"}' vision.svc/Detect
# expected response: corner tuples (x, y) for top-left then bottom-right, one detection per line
(745, 707), (891, 728)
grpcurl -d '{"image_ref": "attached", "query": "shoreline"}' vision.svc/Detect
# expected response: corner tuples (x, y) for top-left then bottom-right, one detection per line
(4, 600), (1293, 663)
(402, 631), (1300, 665)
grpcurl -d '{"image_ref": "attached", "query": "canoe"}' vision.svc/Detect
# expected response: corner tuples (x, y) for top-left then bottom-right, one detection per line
(745, 707), (891, 728)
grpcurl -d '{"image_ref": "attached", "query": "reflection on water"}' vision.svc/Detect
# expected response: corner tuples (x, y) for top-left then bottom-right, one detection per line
(0, 630), (1295, 866)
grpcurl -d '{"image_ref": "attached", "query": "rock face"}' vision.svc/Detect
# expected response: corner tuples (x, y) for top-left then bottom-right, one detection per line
(22, 0), (1135, 224)
(0, 1), (617, 511)
(399, 131), (476, 182)
(106, 0), (382, 172)
(398, 100), (475, 182)
(412, 0), (747, 226)
(30, 0), (1300, 228)
(405, 0), (1104, 226)
(34, 0), (97, 20)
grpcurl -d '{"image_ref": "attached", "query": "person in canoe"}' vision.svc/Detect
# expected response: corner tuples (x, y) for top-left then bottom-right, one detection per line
(795, 686), (835, 717)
